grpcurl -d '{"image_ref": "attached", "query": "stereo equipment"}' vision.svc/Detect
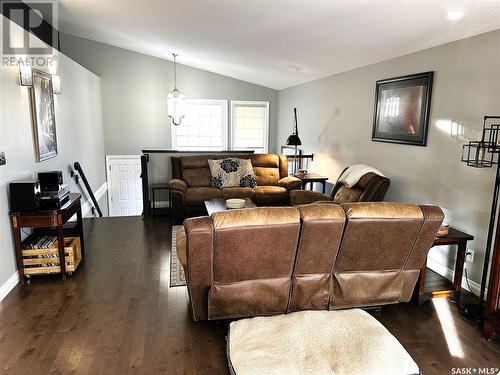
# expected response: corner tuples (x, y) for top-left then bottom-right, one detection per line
(40, 184), (70, 209)
(38, 171), (63, 192)
(9, 178), (41, 212)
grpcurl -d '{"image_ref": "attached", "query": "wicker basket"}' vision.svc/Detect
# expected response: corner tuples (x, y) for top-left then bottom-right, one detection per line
(22, 237), (82, 275)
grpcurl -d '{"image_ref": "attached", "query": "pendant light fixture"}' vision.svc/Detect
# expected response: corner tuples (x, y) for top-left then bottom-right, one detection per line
(167, 53), (186, 126)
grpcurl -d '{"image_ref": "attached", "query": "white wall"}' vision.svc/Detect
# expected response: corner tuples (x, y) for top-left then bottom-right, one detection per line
(0, 17), (106, 293)
(277, 30), (500, 290)
(59, 33), (279, 155)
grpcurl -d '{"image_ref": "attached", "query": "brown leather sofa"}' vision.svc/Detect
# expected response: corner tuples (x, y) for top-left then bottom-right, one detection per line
(176, 202), (443, 321)
(169, 154), (301, 218)
(290, 167), (390, 205)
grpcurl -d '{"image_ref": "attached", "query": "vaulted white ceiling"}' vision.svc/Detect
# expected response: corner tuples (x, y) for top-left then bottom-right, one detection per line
(57, 0), (500, 90)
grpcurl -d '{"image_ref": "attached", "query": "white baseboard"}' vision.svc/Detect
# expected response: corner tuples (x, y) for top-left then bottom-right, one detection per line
(0, 271), (19, 302)
(427, 258), (485, 299)
(81, 181), (108, 218)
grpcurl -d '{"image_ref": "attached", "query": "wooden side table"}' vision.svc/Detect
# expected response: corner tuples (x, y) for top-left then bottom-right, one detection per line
(293, 173), (329, 193)
(413, 227), (474, 306)
(10, 193), (85, 284)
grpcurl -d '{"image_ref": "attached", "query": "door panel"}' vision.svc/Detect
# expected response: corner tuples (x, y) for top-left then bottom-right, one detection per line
(108, 156), (143, 217)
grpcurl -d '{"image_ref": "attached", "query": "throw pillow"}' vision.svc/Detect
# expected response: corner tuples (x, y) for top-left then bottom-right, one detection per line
(208, 158), (257, 189)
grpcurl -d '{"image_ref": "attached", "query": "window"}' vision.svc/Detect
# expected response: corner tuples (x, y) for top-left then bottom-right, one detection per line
(171, 99), (270, 152)
(230, 101), (269, 153)
(171, 99), (228, 150)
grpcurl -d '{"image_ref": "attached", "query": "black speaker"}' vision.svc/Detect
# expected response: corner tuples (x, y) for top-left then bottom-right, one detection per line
(38, 171), (63, 192)
(9, 178), (41, 211)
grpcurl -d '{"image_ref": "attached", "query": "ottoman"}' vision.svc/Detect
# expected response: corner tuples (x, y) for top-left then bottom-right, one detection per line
(227, 309), (419, 375)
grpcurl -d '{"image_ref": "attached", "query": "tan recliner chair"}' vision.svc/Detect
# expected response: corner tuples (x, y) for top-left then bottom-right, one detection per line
(290, 167), (390, 206)
(176, 202), (443, 321)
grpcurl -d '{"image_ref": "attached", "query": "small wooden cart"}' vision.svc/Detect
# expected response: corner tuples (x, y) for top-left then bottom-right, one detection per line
(10, 193), (85, 284)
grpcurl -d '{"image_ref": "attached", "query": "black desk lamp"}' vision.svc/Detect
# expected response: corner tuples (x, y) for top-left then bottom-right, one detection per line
(460, 115), (500, 322)
(287, 108), (302, 174)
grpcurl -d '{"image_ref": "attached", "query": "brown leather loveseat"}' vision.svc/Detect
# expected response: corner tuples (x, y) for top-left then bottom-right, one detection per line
(176, 202), (443, 321)
(169, 154), (301, 218)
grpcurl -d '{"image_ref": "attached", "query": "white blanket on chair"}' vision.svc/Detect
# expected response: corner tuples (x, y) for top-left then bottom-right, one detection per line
(338, 164), (384, 188)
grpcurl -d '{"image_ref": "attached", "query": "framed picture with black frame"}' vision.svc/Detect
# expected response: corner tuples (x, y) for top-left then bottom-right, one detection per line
(372, 71), (434, 146)
(29, 69), (58, 161)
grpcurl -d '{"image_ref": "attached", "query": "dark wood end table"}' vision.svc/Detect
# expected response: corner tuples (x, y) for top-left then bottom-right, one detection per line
(413, 227), (474, 306)
(10, 193), (85, 284)
(151, 183), (171, 216)
(293, 173), (329, 193)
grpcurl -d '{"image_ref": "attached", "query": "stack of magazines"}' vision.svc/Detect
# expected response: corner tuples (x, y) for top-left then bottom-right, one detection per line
(23, 235), (60, 267)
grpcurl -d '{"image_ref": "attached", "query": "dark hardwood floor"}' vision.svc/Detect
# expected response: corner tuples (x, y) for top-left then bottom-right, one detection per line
(0, 215), (499, 374)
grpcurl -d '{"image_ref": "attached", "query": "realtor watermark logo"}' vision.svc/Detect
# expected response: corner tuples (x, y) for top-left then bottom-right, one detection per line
(451, 367), (499, 374)
(1, 0), (58, 68)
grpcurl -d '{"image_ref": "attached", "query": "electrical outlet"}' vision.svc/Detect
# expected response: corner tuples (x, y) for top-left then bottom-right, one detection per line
(466, 249), (475, 263)
(0, 152), (5, 166)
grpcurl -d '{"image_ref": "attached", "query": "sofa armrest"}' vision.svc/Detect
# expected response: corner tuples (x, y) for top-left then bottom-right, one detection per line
(183, 216), (213, 321)
(290, 190), (333, 206)
(278, 176), (302, 191)
(168, 178), (188, 193)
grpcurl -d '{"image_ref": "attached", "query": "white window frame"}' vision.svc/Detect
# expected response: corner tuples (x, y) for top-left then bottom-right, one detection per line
(171, 98), (229, 151)
(230, 100), (269, 153)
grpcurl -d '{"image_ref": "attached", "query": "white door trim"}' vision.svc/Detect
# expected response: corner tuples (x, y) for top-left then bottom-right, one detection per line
(106, 155), (142, 217)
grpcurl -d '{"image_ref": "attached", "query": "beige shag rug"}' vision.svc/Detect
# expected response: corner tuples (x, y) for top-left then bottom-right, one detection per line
(170, 225), (186, 287)
(227, 309), (419, 375)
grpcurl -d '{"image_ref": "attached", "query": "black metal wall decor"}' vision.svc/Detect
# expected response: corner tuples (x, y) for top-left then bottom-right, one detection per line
(460, 116), (500, 322)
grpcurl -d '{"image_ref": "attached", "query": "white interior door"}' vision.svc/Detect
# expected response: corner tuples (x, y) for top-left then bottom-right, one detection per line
(106, 156), (143, 217)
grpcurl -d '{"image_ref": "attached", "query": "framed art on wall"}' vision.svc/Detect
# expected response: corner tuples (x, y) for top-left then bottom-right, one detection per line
(30, 69), (58, 161)
(372, 71), (434, 146)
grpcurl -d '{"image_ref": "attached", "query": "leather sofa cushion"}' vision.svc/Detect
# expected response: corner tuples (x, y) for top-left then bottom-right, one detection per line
(331, 271), (403, 308)
(212, 206), (299, 229)
(253, 186), (288, 205)
(222, 187), (255, 199)
(209, 278), (291, 319)
(185, 187), (223, 205)
(333, 185), (363, 203)
(356, 172), (378, 188)
(342, 202), (423, 219)
(250, 154), (281, 185)
(183, 168), (212, 187)
(181, 155), (213, 169)
(249, 154), (280, 168)
(253, 167), (280, 186)
(176, 226), (187, 267)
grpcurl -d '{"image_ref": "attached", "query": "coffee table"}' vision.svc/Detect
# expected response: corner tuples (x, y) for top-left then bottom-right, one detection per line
(204, 198), (256, 216)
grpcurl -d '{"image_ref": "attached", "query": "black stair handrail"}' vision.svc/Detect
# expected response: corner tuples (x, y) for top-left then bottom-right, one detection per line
(73, 162), (103, 217)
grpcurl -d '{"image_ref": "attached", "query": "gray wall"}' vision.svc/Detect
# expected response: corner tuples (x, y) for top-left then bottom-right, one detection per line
(0, 17), (106, 290)
(60, 33), (279, 155)
(277, 30), (500, 290)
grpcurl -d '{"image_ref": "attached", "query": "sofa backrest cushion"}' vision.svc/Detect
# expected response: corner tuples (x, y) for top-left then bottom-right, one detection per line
(248, 154), (281, 186)
(208, 207), (300, 319)
(178, 154), (286, 188)
(289, 203), (346, 312)
(330, 202), (443, 309)
(332, 171), (390, 203)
